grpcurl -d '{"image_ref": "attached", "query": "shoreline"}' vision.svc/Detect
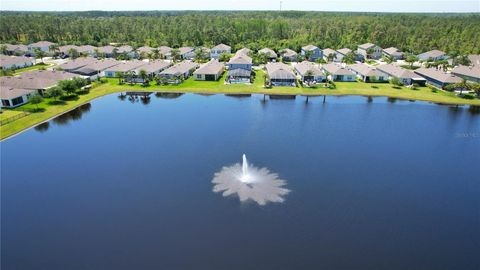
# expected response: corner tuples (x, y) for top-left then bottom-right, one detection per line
(1, 85), (479, 141)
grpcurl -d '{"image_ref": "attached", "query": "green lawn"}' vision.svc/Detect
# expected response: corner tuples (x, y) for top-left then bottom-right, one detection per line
(0, 110), (25, 121)
(12, 63), (53, 75)
(1, 70), (479, 140)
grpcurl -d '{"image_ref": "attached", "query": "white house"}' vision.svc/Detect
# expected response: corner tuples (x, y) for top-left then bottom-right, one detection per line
(28, 41), (55, 56)
(294, 61), (325, 83)
(348, 63), (389, 82)
(321, 63), (356, 82)
(210, 44), (231, 59)
(0, 55), (34, 70)
(1, 86), (35, 108)
(417, 50), (448, 61)
(357, 43), (382, 60)
(193, 59), (224, 81)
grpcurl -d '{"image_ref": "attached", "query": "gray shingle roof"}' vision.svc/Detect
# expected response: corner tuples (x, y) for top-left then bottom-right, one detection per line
(160, 61), (198, 76)
(105, 60), (147, 72)
(29, 41), (55, 47)
(337, 48), (352, 56)
(0, 55), (34, 67)
(302, 45), (318, 51)
(451, 65), (480, 79)
(265, 62), (295, 80)
(383, 47), (403, 57)
(194, 59), (224, 75)
(358, 43), (376, 50)
(414, 68), (462, 83)
(229, 54), (252, 65)
(294, 61), (324, 76)
(258, 48), (278, 58)
(212, 44), (231, 51)
(281, 48), (297, 58)
(418, 50), (446, 59)
(56, 57), (98, 71)
(0, 86), (35, 99)
(348, 63), (387, 77)
(321, 63), (355, 76)
(377, 64), (422, 79)
(135, 60), (171, 73)
(75, 59), (120, 75)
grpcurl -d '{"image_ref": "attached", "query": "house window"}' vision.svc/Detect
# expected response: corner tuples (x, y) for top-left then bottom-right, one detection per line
(2, 99), (11, 107)
(11, 96), (24, 106)
(197, 74), (202, 79)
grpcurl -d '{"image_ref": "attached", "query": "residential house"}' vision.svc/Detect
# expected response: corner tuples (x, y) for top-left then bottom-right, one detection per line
(103, 60), (147, 78)
(294, 61), (325, 83)
(377, 64), (426, 85)
(28, 41), (55, 56)
(77, 45), (97, 57)
(137, 46), (155, 58)
(193, 59), (224, 81)
(158, 46), (172, 59)
(2, 44), (28, 56)
(281, 49), (298, 62)
(336, 48), (353, 63)
(258, 48), (278, 62)
(227, 53), (252, 84)
(1, 70), (78, 96)
(133, 60), (172, 80)
(59, 45), (80, 57)
(159, 61), (199, 82)
(73, 59), (120, 79)
(322, 48), (339, 62)
(97, 46), (116, 58)
(467, 55), (480, 67)
(417, 50), (448, 61)
(321, 63), (356, 82)
(357, 43), (382, 60)
(348, 63), (389, 82)
(117, 45), (137, 58)
(414, 68), (462, 89)
(210, 44), (231, 59)
(265, 62), (296, 86)
(55, 57), (98, 72)
(0, 55), (34, 70)
(179, 47), (195, 60)
(1, 86), (36, 108)
(301, 45), (322, 62)
(451, 65), (480, 83)
(236, 48), (251, 57)
(382, 47), (403, 60)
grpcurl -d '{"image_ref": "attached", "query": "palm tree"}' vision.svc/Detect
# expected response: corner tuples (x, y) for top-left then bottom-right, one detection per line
(405, 55), (418, 69)
(67, 48), (79, 59)
(304, 50), (313, 61)
(139, 69), (148, 83)
(342, 52), (356, 64)
(34, 48), (46, 64)
(0, 44), (8, 55)
(171, 49), (180, 62)
(49, 44), (59, 58)
(152, 48), (160, 60)
(327, 53), (337, 62)
(94, 48), (101, 58)
(195, 48), (206, 62)
(383, 55), (394, 64)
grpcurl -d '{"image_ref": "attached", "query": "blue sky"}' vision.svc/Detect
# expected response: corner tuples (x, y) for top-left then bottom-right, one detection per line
(1, 0), (479, 12)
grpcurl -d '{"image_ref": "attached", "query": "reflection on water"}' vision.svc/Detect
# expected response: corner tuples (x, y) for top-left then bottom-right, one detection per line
(34, 122), (50, 133)
(155, 92), (183, 99)
(212, 160), (290, 205)
(51, 103), (91, 126)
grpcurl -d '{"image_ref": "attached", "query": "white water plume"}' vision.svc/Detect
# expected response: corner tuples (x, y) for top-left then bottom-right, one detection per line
(212, 154), (290, 205)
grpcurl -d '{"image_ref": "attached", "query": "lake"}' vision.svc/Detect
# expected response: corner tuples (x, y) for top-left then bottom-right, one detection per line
(1, 93), (479, 270)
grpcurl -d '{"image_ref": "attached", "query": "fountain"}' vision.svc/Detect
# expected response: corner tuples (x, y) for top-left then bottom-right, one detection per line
(212, 154), (290, 205)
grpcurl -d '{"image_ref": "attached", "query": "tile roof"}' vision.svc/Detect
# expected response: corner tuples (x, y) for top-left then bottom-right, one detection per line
(160, 61), (198, 76)
(377, 64), (423, 79)
(337, 48), (352, 56)
(0, 86), (35, 99)
(358, 43), (377, 50)
(258, 48), (278, 58)
(29, 41), (55, 47)
(135, 60), (171, 73)
(302, 45), (318, 51)
(281, 48), (297, 58)
(229, 54), (252, 65)
(211, 44), (231, 51)
(56, 57), (98, 71)
(105, 60), (147, 72)
(348, 63), (387, 77)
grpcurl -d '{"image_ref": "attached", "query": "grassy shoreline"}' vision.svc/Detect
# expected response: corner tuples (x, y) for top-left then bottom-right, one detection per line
(1, 73), (479, 140)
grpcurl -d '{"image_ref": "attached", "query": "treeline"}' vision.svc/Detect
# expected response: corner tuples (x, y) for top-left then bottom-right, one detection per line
(1, 11), (479, 54)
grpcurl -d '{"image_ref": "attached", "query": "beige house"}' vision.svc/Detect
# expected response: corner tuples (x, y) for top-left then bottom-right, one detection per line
(193, 59), (224, 81)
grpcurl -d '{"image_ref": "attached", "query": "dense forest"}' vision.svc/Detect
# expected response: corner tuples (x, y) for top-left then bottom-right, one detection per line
(1, 11), (479, 54)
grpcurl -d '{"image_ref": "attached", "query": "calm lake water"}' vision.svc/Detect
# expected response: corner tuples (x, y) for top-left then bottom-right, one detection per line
(2, 93), (480, 270)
